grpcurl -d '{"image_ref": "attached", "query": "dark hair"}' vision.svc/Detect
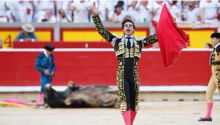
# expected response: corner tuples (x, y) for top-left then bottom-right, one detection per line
(117, 1), (124, 7)
(121, 19), (135, 29)
(58, 9), (66, 18)
(114, 4), (123, 13)
(44, 44), (55, 52)
(172, 1), (178, 5)
(211, 32), (220, 39)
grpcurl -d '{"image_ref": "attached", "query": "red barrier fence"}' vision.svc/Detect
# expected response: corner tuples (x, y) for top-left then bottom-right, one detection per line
(0, 49), (211, 86)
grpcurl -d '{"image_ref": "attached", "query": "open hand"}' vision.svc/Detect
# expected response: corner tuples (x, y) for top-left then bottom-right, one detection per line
(91, 1), (98, 16)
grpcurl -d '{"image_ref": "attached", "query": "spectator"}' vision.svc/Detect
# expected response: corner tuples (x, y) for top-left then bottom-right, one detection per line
(169, 0), (182, 23)
(108, 4), (126, 23)
(0, 1), (13, 22)
(57, 9), (70, 23)
(18, 1), (34, 23)
(68, 0), (91, 23)
(105, 0), (127, 16)
(34, 0), (54, 22)
(126, 0), (139, 22)
(66, 0), (75, 22)
(136, 0), (152, 23)
(35, 44), (56, 105)
(89, 0), (109, 21)
(183, 1), (200, 23)
(55, 0), (70, 18)
(218, 0), (220, 21)
(7, 0), (34, 23)
(0, 0), (219, 24)
(116, 0), (129, 10)
(38, 9), (56, 23)
(151, 0), (165, 22)
(200, 0), (219, 24)
(15, 24), (38, 42)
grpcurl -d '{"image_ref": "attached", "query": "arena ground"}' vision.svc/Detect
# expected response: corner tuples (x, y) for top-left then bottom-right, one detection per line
(0, 92), (220, 125)
(0, 101), (220, 125)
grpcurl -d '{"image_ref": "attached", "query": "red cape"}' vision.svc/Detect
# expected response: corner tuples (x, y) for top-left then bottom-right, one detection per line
(157, 4), (189, 67)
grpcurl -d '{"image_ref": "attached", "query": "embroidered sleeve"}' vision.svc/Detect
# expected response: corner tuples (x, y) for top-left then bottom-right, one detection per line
(142, 34), (158, 46)
(211, 48), (220, 65)
(216, 44), (220, 53)
(92, 15), (115, 42)
(212, 61), (220, 65)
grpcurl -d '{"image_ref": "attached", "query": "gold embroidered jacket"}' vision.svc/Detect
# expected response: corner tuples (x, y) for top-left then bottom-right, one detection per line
(210, 43), (220, 90)
(92, 15), (158, 111)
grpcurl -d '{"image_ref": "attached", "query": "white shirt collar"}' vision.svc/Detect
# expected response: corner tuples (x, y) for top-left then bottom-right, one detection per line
(43, 49), (49, 57)
(125, 35), (134, 39)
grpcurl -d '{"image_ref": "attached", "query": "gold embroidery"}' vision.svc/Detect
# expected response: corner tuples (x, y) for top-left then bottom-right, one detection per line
(133, 60), (140, 111)
(116, 37), (141, 58)
(142, 34), (158, 45)
(117, 59), (127, 111)
(92, 15), (113, 42)
(211, 48), (220, 91)
(93, 15), (142, 112)
(117, 58), (140, 112)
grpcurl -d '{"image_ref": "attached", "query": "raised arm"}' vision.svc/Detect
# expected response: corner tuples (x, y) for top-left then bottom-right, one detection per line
(91, 3), (115, 42)
(142, 34), (158, 46)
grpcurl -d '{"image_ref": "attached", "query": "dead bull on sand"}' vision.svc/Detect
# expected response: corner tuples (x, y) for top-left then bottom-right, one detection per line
(43, 81), (120, 108)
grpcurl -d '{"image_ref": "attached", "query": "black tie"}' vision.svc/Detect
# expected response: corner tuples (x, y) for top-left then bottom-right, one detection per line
(127, 37), (131, 49)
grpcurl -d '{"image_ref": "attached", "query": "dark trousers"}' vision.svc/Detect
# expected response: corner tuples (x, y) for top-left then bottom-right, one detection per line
(124, 58), (136, 111)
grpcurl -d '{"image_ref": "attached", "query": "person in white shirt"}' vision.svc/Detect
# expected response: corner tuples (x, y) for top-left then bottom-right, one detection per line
(88, 0), (109, 21)
(18, 1), (34, 23)
(7, 0), (34, 23)
(106, 0), (130, 12)
(183, 1), (200, 23)
(126, 0), (139, 22)
(38, 9), (56, 23)
(136, 0), (152, 23)
(34, 0), (54, 22)
(57, 9), (70, 23)
(69, 0), (91, 23)
(200, 0), (219, 24)
(55, 0), (70, 18)
(108, 3), (126, 23)
(0, 1), (12, 22)
(169, 1), (182, 23)
(151, 0), (165, 22)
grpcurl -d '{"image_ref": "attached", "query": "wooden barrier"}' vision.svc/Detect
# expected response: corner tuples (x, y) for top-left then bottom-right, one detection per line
(0, 49), (211, 86)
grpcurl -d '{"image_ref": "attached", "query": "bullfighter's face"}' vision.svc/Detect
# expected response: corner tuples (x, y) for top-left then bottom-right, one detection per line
(123, 22), (135, 36)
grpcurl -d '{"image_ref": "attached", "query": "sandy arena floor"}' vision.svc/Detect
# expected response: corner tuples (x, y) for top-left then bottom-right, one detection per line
(0, 101), (219, 125)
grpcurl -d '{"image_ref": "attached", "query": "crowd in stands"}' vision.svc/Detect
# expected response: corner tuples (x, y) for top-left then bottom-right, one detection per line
(0, 0), (219, 24)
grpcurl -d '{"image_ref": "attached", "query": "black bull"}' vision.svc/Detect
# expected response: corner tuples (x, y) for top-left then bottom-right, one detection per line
(43, 84), (120, 108)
